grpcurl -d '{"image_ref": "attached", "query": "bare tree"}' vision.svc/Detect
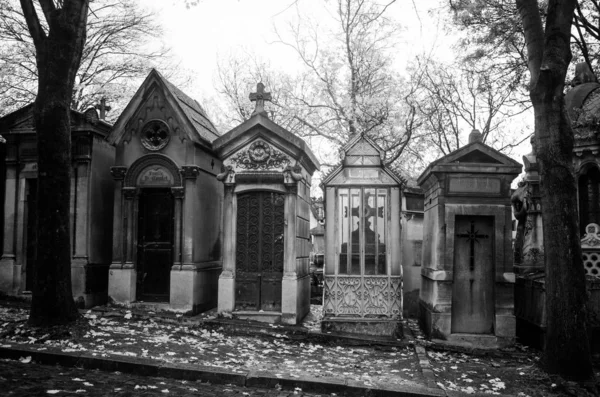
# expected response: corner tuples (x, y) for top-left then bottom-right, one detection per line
(1, 0), (170, 118)
(271, 0), (419, 168)
(413, 56), (531, 156)
(20, 0), (88, 326)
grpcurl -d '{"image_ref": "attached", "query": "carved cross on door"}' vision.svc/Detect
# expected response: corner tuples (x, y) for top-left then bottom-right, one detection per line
(456, 220), (489, 271)
(249, 82), (272, 116)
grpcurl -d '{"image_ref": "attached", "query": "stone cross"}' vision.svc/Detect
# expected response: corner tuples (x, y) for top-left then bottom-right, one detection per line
(249, 83), (272, 116)
(456, 220), (489, 271)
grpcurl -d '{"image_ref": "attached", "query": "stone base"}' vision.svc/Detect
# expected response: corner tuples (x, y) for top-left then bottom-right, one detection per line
(419, 300), (451, 339)
(108, 266), (136, 304)
(170, 265), (220, 314)
(71, 263), (109, 309)
(437, 333), (513, 349)
(0, 257), (18, 295)
(321, 317), (403, 338)
(281, 274), (311, 325)
(218, 271), (235, 313)
(233, 311), (281, 324)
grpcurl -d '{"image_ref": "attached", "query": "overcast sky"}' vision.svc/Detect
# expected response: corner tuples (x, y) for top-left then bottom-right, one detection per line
(144, 0), (451, 100)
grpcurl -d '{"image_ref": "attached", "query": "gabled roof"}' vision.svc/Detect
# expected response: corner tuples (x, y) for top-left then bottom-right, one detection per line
(108, 69), (219, 147)
(341, 133), (384, 159)
(417, 140), (522, 186)
(0, 103), (112, 136)
(320, 135), (405, 187)
(213, 112), (320, 174)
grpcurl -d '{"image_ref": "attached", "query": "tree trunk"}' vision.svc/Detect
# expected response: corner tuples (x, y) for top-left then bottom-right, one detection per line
(21, 0), (89, 326)
(533, 78), (593, 380)
(517, 0), (594, 381)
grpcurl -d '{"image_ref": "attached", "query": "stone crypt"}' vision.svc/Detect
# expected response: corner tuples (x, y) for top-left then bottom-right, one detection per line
(213, 83), (319, 325)
(107, 69), (223, 313)
(0, 104), (115, 308)
(417, 130), (521, 346)
(320, 134), (404, 336)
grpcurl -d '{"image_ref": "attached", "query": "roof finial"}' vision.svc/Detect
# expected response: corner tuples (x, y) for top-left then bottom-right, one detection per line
(468, 129), (483, 144)
(249, 82), (272, 117)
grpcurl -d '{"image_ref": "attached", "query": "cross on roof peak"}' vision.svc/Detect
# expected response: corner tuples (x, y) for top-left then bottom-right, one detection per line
(249, 82), (272, 117)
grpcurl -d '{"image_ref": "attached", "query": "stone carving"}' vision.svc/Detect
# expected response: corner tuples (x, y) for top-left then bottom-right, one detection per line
(582, 223), (600, 248)
(283, 163), (303, 184)
(230, 141), (290, 170)
(125, 154), (182, 188)
(249, 83), (272, 117)
(323, 275), (402, 318)
(171, 187), (185, 199)
(180, 165), (200, 180)
(141, 120), (170, 151)
(511, 178), (544, 269)
(110, 166), (127, 180)
(216, 165), (235, 183)
(137, 166), (174, 187)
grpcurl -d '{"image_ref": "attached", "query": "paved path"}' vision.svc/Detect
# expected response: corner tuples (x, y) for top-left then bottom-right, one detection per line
(0, 358), (322, 396)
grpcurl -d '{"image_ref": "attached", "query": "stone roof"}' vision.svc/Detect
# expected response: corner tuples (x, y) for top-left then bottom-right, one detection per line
(161, 77), (219, 143)
(109, 69), (219, 148)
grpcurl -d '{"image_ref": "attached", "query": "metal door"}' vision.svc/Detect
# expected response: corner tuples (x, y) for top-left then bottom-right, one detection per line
(235, 191), (285, 311)
(451, 215), (495, 334)
(137, 188), (173, 301)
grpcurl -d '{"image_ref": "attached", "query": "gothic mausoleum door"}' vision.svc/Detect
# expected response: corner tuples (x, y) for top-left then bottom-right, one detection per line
(137, 188), (174, 302)
(235, 191), (285, 311)
(451, 215), (494, 334)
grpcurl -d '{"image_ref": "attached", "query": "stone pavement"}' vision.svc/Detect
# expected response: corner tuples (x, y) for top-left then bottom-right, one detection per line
(0, 300), (596, 396)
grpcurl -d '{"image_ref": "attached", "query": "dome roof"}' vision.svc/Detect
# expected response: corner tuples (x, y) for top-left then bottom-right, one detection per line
(565, 81), (600, 122)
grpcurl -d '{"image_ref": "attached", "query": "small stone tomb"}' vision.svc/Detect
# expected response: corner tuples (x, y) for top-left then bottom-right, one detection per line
(321, 134), (404, 337)
(417, 130), (521, 346)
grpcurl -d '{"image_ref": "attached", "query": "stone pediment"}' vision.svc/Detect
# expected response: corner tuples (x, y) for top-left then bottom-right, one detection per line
(213, 113), (319, 174)
(108, 69), (219, 149)
(223, 138), (294, 172)
(418, 141), (522, 187)
(0, 104), (111, 137)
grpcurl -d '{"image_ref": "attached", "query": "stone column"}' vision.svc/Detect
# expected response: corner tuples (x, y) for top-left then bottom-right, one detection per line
(122, 187), (137, 268)
(72, 160), (90, 264)
(171, 187), (184, 269)
(218, 183), (237, 313)
(282, 182), (299, 324)
(180, 166), (200, 266)
(0, 163), (19, 294)
(108, 186), (137, 303)
(109, 166), (127, 267)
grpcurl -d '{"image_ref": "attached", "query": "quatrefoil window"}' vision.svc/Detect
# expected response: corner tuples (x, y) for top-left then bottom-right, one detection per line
(141, 120), (170, 151)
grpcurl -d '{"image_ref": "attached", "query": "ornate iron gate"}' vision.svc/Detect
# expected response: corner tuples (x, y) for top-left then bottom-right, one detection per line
(235, 191), (285, 311)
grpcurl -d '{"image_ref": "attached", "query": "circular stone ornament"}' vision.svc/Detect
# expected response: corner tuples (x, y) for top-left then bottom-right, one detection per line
(248, 140), (271, 163)
(141, 120), (170, 151)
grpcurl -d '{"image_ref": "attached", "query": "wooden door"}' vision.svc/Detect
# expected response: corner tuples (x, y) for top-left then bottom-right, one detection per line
(137, 188), (173, 301)
(451, 215), (494, 334)
(235, 191), (285, 311)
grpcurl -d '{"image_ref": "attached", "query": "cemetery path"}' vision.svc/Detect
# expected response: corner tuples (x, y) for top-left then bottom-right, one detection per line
(0, 300), (598, 396)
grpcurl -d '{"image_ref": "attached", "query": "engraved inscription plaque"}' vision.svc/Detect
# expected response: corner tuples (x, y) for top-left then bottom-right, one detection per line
(137, 166), (174, 187)
(448, 177), (500, 194)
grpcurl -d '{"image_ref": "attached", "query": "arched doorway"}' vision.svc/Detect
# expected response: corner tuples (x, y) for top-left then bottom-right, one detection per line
(136, 188), (174, 301)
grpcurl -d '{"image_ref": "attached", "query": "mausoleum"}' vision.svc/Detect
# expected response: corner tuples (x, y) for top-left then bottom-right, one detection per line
(107, 69), (223, 313)
(418, 130), (521, 346)
(0, 104), (115, 308)
(321, 134), (404, 336)
(213, 84), (319, 324)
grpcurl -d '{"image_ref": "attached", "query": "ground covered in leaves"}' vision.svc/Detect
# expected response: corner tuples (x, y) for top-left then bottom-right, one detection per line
(2, 304), (600, 396)
(0, 305), (424, 391)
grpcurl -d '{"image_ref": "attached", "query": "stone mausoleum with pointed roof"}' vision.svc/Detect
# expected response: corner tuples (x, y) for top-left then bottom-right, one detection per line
(107, 69), (224, 312)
